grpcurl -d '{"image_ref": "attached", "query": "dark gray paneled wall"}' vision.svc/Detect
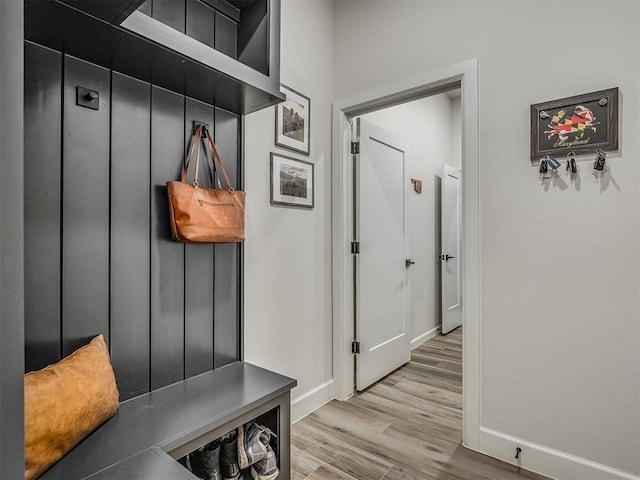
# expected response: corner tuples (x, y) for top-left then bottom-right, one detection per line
(24, 42), (241, 401)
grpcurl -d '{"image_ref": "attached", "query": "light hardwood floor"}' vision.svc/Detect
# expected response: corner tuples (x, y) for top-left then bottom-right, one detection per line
(290, 328), (549, 480)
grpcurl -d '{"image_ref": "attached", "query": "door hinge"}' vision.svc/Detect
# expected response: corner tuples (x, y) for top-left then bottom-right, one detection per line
(351, 341), (360, 354)
(351, 241), (359, 254)
(351, 142), (360, 155)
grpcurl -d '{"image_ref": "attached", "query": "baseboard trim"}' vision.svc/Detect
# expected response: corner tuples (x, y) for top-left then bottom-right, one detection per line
(477, 427), (640, 480)
(291, 379), (335, 424)
(411, 326), (440, 350)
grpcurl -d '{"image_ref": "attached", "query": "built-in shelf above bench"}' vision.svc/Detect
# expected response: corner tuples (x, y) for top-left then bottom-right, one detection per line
(40, 362), (296, 479)
(58, 0), (146, 24)
(24, 0), (284, 114)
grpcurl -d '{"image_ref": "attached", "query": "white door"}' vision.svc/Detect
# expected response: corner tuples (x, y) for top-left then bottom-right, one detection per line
(441, 164), (462, 334)
(355, 118), (411, 391)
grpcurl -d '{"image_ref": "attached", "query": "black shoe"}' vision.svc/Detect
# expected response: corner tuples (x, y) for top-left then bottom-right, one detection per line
(190, 439), (221, 480)
(220, 430), (241, 480)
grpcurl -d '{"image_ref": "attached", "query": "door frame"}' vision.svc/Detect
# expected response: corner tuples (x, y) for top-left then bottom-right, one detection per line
(331, 59), (480, 449)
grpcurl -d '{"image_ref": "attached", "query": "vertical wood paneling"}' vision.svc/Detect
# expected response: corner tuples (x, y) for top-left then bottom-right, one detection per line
(215, 13), (237, 59)
(186, 0), (215, 49)
(62, 56), (110, 356)
(110, 73), (151, 400)
(150, 86), (186, 390)
(214, 108), (240, 368)
(152, 0), (186, 33)
(25, 45), (242, 392)
(24, 43), (62, 372)
(184, 98), (216, 377)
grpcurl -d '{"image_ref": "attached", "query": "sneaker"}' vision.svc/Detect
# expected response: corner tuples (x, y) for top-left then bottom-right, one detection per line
(190, 439), (221, 480)
(250, 444), (278, 480)
(237, 422), (274, 469)
(219, 430), (241, 480)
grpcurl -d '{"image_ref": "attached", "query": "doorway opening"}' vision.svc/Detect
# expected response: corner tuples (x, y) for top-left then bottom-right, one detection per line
(352, 89), (463, 392)
(331, 60), (480, 449)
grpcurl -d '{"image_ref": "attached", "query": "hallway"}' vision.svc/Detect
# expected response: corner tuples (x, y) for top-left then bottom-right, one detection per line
(290, 329), (548, 479)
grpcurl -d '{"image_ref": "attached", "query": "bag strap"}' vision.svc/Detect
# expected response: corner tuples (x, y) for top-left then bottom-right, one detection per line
(181, 125), (204, 185)
(204, 128), (235, 193)
(181, 125), (232, 192)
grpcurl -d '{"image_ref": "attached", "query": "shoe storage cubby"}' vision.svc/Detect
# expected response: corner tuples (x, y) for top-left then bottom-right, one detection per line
(176, 408), (281, 479)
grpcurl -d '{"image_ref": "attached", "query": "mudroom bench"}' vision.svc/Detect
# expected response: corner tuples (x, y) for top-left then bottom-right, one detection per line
(41, 362), (296, 480)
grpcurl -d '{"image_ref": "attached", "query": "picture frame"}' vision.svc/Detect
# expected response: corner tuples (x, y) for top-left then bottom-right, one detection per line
(275, 85), (310, 155)
(531, 87), (618, 162)
(270, 153), (314, 208)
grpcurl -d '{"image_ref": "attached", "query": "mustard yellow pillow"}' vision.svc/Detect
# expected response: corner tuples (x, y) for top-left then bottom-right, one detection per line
(24, 334), (120, 480)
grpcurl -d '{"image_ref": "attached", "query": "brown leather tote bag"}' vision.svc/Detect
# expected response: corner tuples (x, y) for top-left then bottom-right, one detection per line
(167, 125), (245, 243)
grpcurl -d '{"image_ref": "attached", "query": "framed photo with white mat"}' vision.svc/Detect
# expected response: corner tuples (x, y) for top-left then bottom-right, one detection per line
(275, 85), (310, 155)
(270, 153), (314, 208)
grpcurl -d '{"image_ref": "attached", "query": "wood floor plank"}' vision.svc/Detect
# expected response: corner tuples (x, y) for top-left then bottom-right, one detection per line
(403, 361), (462, 384)
(315, 398), (395, 433)
(298, 413), (465, 480)
(389, 368), (463, 395)
(305, 464), (361, 480)
(292, 420), (393, 479)
(291, 445), (322, 479)
(436, 359), (463, 374)
(414, 346), (462, 362)
(291, 471), (309, 480)
(366, 382), (461, 418)
(392, 378), (462, 410)
(406, 351), (442, 367)
(411, 351), (462, 367)
(382, 465), (442, 480)
(291, 328), (549, 480)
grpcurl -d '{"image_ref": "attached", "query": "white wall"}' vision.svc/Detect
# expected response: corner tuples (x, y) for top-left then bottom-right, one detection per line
(362, 94), (460, 345)
(335, 1), (639, 477)
(243, 0), (334, 421)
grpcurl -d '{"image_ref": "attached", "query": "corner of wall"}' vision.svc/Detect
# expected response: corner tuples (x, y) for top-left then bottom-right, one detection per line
(291, 380), (335, 424)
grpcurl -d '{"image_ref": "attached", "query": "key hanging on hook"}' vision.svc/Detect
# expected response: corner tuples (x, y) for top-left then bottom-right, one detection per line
(539, 158), (548, 174)
(566, 151), (577, 174)
(539, 155), (560, 179)
(594, 148), (606, 171)
(539, 157), (549, 177)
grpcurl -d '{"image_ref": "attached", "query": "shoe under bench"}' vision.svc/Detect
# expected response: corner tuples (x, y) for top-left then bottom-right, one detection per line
(40, 362), (297, 480)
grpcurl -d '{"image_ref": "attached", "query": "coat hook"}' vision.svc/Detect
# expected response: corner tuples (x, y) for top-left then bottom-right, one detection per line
(193, 121), (210, 137)
(76, 86), (100, 110)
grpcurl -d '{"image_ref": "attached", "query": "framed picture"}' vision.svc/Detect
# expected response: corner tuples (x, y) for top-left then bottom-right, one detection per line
(270, 153), (314, 208)
(531, 87), (618, 162)
(275, 85), (310, 155)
